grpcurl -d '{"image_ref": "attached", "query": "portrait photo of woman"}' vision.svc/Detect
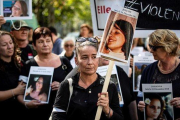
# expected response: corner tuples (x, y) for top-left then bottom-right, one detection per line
(10, 0), (28, 17)
(99, 10), (137, 62)
(25, 75), (51, 103)
(144, 93), (169, 120)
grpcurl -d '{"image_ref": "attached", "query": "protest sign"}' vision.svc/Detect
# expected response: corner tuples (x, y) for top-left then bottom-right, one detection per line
(142, 84), (174, 120)
(124, 0), (180, 37)
(133, 56), (155, 91)
(1, 0), (32, 20)
(98, 8), (138, 63)
(24, 66), (54, 104)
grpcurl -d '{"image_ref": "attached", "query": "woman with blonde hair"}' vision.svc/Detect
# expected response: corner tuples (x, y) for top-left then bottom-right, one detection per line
(138, 29), (180, 119)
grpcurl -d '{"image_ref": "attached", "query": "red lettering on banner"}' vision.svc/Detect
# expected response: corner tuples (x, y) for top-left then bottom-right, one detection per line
(97, 6), (111, 14)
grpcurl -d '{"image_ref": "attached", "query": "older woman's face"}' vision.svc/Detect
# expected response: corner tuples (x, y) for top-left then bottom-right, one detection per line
(12, 1), (23, 17)
(75, 46), (99, 75)
(33, 36), (53, 54)
(64, 40), (75, 54)
(146, 99), (161, 119)
(107, 24), (125, 52)
(0, 35), (14, 58)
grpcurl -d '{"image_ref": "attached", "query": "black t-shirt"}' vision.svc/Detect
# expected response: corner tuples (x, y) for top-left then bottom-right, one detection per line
(116, 66), (135, 120)
(140, 61), (180, 119)
(53, 73), (124, 120)
(19, 56), (73, 120)
(20, 44), (34, 63)
(0, 59), (22, 119)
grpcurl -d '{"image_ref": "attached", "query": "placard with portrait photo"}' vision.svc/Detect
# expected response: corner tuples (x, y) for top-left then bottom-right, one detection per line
(98, 7), (138, 63)
(1, 0), (32, 20)
(97, 65), (124, 106)
(24, 66), (54, 104)
(142, 84), (174, 120)
(133, 56), (155, 92)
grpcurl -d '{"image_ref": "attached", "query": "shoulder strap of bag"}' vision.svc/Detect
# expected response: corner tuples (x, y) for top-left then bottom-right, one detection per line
(66, 78), (73, 112)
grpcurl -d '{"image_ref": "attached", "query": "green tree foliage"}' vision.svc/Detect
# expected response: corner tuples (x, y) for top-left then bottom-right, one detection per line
(33, 0), (92, 32)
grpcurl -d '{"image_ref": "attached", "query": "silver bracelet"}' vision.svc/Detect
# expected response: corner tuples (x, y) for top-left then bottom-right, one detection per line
(11, 90), (15, 99)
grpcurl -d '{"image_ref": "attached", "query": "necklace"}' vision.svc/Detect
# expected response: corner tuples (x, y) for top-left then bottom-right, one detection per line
(158, 58), (179, 74)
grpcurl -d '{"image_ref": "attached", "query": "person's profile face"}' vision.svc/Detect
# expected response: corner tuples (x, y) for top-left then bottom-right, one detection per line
(36, 77), (43, 91)
(107, 23), (125, 52)
(12, 1), (23, 17)
(75, 46), (99, 75)
(0, 35), (14, 58)
(146, 99), (161, 119)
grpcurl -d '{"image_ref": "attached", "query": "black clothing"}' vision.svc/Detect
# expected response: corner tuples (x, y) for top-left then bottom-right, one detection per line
(20, 44), (36, 63)
(140, 61), (180, 119)
(65, 52), (74, 61)
(0, 59), (23, 120)
(116, 66), (135, 120)
(52, 73), (124, 120)
(20, 56), (73, 120)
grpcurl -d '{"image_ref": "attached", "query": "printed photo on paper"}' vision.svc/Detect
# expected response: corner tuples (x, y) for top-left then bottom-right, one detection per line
(98, 8), (138, 63)
(1, 0), (32, 20)
(133, 56), (155, 92)
(97, 65), (124, 106)
(24, 66), (54, 104)
(142, 84), (174, 120)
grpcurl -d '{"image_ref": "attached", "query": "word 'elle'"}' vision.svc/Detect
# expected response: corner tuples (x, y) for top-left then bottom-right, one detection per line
(97, 6), (111, 14)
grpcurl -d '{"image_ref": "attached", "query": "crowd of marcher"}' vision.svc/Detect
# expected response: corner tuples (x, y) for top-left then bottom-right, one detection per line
(0, 13), (180, 120)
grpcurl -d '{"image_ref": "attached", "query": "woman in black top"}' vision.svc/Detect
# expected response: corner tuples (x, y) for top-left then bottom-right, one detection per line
(52, 37), (124, 120)
(18, 27), (73, 120)
(0, 31), (26, 119)
(138, 29), (180, 119)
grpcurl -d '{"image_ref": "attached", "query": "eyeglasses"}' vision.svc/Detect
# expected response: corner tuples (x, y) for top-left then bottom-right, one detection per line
(12, 5), (21, 11)
(65, 44), (74, 48)
(76, 37), (98, 43)
(149, 44), (163, 51)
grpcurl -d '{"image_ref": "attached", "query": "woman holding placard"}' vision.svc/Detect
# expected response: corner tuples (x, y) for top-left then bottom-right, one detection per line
(52, 37), (124, 120)
(18, 27), (73, 120)
(0, 31), (26, 119)
(138, 29), (180, 119)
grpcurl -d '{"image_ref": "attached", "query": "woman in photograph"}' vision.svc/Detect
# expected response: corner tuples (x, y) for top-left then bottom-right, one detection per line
(17, 27), (73, 120)
(138, 29), (180, 119)
(101, 20), (133, 60)
(52, 38), (124, 120)
(10, 0), (28, 17)
(25, 76), (47, 102)
(144, 93), (166, 120)
(0, 31), (26, 119)
(60, 37), (76, 68)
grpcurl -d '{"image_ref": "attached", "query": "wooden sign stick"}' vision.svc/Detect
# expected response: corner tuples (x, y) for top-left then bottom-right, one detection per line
(95, 60), (114, 120)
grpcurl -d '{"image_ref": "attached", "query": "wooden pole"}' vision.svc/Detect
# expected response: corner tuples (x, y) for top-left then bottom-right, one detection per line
(95, 60), (115, 120)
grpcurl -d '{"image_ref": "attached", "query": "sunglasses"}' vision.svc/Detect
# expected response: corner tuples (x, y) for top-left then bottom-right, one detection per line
(76, 37), (98, 43)
(149, 44), (163, 51)
(65, 44), (74, 48)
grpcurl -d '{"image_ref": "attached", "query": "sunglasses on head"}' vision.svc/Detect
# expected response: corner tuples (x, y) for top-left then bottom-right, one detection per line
(149, 44), (163, 51)
(65, 44), (74, 48)
(76, 37), (98, 43)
